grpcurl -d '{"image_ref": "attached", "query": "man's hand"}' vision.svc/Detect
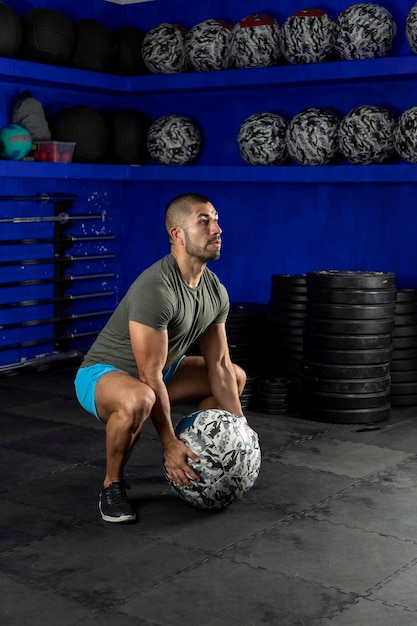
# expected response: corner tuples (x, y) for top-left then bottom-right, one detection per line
(164, 438), (200, 487)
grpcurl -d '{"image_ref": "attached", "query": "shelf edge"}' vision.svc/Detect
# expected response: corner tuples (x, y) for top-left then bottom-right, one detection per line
(2, 161), (417, 183)
(1, 55), (417, 96)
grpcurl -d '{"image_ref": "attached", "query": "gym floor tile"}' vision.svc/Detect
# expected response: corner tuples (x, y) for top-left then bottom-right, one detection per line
(2, 364), (417, 625)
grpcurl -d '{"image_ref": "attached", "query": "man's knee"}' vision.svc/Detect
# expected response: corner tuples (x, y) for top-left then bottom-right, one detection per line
(127, 384), (156, 415)
(111, 383), (156, 430)
(234, 363), (247, 394)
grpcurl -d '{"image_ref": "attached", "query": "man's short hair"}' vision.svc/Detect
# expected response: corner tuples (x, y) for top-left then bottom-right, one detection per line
(165, 192), (211, 237)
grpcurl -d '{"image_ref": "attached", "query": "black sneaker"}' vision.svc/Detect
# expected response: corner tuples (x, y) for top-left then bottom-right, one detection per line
(99, 481), (136, 523)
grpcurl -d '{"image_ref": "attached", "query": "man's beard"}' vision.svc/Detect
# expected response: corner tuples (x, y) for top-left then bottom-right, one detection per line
(184, 236), (221, 263)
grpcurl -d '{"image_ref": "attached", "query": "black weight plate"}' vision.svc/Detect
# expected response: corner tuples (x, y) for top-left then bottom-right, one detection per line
(304, 317), (394, 335)
(270, 291), (307, 303)
(273, 351), (303, 364)
(301, 390), (390, 409)
(271, 274), (306, 287)
(276, 351), (303, 363)
(390, 370), (417, 383)
(390, 381), (417, 395)
(391, 395), (417, 406)
(272, 334), (304, 346)
(306, 270), (396, 290)
(302, 404), (390, 424)
(256, 396), (288, 409)
(241, 393), (255, 406)
(393, 324), (417, 337)
(395, 302), (417, 315)
(280, 366), (303, 380)
(396, 289), (417, 302)
(303, 332), (392, 350)
(390, 358), (417, 371)
(269, 343), (300, 356)
(392, 348), (417, 360)
(303, 346), (392, 364)
(269, 301), (306, 318)
(307, 287), (397, 305)
(255, 393), (288, 404)
(256, 404), (289, 414)
(268, 309), (305, 328)
(302, 360), (390, 379)
(393, 314), (417, 326)
(257, 407), (288, 415)
(270, 329), (305, 340)
(275, 346), (304, 358)
(270, 301), (307, 311)
(268, 321), (305, 334)
(300, 374), (390, 394)
(271, 280), (307, 290)
(257, 377), (291, 389)
(306, 302), (396, 320)
(256, 400), (288, 411)
(257, 386), (292, 396)
(393, 336), (417, 349)
(270, 294), (307, 305)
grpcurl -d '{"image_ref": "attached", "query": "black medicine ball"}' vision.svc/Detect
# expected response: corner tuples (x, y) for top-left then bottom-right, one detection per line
(108, 109), (152, 164)
(71, 19), (113, 72)
(111, 26), (147, 75)
(19, 8), (74, 65)
(52, 105), (110, 163)
(0, 2), (22, 57)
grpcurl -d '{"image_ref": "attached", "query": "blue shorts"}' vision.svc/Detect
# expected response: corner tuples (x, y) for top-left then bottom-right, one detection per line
(74, 357), (185, 422)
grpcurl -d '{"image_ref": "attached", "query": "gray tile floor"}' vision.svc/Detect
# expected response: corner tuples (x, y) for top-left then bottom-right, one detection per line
(1, 364), (417, 625)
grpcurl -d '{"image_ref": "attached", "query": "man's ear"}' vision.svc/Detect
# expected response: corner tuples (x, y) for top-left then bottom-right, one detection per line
(170, 226), (184, 245)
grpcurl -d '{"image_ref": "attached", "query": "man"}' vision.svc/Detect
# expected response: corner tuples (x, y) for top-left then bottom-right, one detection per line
(75, 192), (248, 523)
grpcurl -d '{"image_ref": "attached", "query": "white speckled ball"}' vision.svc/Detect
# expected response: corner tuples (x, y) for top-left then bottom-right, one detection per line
(229, 13), (281, 69)
(147, 115), (202, 165)
(280, 8), (336, 65)
(237, 112), (288, 165)
(406, 3), (417, 54)
(335, 3), (396, 60)
(394, 106), (417, 164)
(165, 409), (261, 511)
(339, 105), (396, 164)
(286, 108), (340, 165)
(185, 19), (233, 71)
(142, 23), (188, 74)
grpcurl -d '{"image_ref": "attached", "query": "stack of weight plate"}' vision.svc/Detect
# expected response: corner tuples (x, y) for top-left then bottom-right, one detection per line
(240, 373), (258, 413)
(254, 377), (292, 415)
(266, 274), (307, 383)
(301, 270), (396, 424)
(391, 288), (417, 407)
(226, 302), (267, 375)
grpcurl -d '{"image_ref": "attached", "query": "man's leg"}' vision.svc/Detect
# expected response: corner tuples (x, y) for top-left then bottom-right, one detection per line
(95, 370), (156, 522)
(166, 355), (246, 408)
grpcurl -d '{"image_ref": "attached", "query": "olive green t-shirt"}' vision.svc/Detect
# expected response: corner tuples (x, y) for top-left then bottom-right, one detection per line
(80, 254), (229, 377)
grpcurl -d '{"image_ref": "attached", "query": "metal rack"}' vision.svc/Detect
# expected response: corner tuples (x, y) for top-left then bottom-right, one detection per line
(0, 193), (117, 374)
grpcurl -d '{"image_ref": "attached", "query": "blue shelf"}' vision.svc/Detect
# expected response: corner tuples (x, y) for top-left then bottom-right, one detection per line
(1, 55), (417, 183)
(3, 161), (417, 183)
(0, 58), (129, 95)
(126, 56), (417, 94)
(1, 55), (417, 96)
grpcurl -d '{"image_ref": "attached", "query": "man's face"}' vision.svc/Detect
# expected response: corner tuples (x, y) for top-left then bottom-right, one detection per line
(182, 202), (222, 262)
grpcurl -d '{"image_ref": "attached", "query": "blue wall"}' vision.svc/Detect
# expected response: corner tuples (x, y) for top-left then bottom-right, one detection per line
(1, 0), (417, 368)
